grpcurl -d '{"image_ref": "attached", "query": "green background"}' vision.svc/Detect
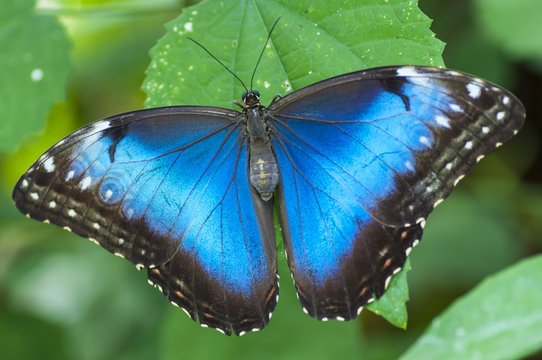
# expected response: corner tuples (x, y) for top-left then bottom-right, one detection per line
(1, 0), (541, 359)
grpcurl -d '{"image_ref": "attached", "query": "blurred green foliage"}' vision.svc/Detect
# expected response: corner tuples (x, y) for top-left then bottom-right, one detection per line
(1, 0), (541, 359)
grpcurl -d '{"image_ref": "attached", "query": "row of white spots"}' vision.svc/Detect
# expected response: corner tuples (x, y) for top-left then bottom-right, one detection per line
(405, 239), (420, 257)
(148, 268), (278, 336)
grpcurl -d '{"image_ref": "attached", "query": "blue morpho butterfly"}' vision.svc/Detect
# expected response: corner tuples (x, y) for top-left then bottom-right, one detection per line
(12, 19), (525, 336)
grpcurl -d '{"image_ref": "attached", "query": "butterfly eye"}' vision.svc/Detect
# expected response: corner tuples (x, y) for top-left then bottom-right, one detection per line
(241, 91), (248, 100)
(253, 90), (260, 98)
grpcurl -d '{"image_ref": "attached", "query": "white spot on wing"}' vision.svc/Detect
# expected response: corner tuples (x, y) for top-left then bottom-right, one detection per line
(43, 157), (55, 172)
(449, 103), (462, 113)
(396, 66), (419, 77)
(454, 174), (465, 186)
(496, 111), (506, 121)
(502, 96), (510, 105)
(357, 307), (363, 315)
(21, 179), (29, 188)
(30, 192), (39, 200)
(81, 176), (92, 190)
(49, 200), (56, 208)
(419, 136), (431, 146)
(481, 126), (490, 134)
(66, 170), (75, 181)
(435, 115), (450, 128)
(465, 141), (473, 150)
(67, 209), (76, 217)
(466, 82), (482, 99)
(92, 121), (111, 133)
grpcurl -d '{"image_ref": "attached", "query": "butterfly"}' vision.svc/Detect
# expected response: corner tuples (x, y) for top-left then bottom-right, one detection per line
(12, 43), (525, 335)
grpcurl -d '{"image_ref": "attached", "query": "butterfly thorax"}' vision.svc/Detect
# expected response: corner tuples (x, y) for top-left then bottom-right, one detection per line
(244, 94), (279, 201)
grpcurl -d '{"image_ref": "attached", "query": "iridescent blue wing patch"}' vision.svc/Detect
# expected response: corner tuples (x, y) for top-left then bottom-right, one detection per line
(12, 106), (278, 336)
(268, 66), (525, 320)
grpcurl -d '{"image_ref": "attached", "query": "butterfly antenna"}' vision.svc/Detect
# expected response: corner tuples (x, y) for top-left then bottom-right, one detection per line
(249, 17), (281, 91)
(188, 37), (248, 93)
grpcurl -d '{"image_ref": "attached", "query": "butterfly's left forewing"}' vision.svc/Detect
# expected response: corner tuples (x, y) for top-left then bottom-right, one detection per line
(269, 66), (525, 320)
(13, 106), (278, 336)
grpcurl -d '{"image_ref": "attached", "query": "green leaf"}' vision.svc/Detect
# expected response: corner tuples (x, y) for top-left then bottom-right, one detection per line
(367, 259), (411, 329)
(0, 0), (71, 151)
(401, 254), (542, 360)
(143, 0), (445, 329)
(473, 0), (542, 64)
(143, 0), (445, 109)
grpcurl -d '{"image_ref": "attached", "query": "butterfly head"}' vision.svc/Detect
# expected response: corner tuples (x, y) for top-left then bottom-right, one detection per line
(242, 90), (261, 108)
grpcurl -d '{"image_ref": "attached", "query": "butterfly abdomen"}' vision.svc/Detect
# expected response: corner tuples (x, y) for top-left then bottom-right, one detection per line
(249, 146), (279, 201)
(246, 106), (279, 201)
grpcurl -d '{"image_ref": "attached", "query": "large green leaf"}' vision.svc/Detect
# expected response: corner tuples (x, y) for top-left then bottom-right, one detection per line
(143, 0), (445, 332)
(402, 254), (542, 360)
(143, 0), (445, 109)
(0, 0), (71, 151)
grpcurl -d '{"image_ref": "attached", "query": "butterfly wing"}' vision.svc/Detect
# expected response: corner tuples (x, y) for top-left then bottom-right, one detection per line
(12, 106), (278, 335)
(268, 66), (525, 320)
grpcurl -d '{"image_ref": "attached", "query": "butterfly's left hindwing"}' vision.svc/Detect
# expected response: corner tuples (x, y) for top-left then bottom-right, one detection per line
(269, 66), (525, 320)
(12, 106), (278, 336)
